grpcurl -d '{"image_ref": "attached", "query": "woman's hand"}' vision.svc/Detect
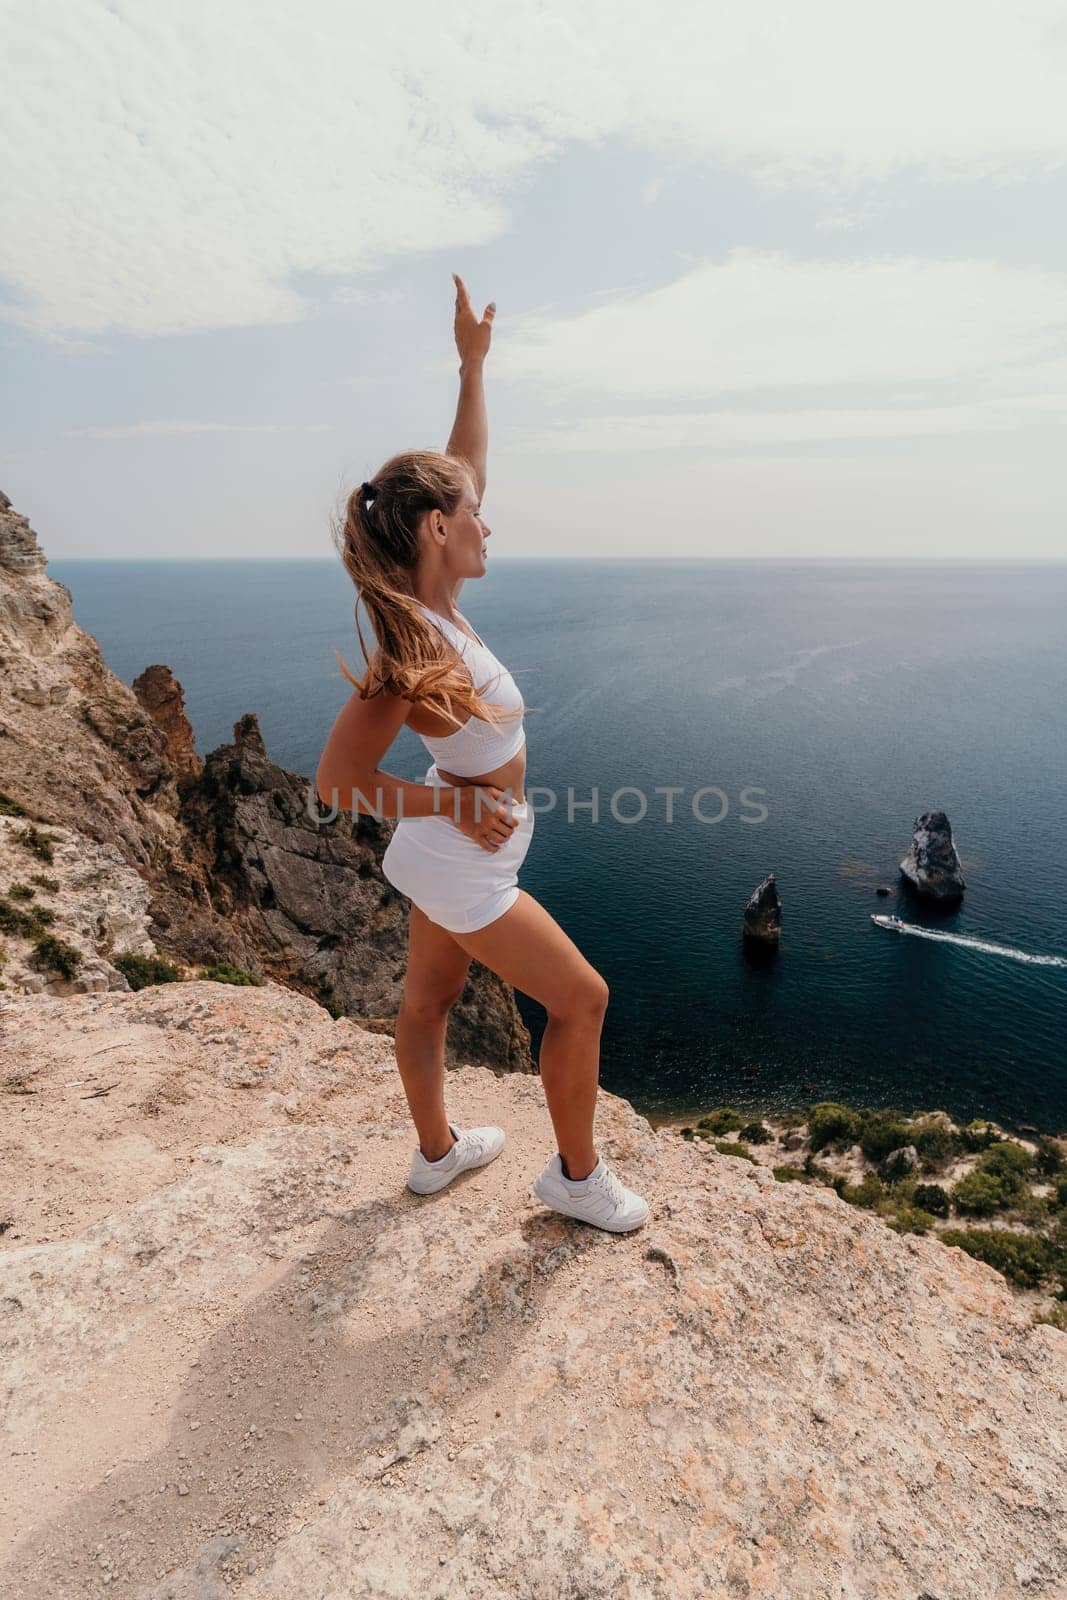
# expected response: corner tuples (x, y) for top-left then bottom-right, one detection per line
(453, 273), (495, 370)
(448, 783), (520, 852)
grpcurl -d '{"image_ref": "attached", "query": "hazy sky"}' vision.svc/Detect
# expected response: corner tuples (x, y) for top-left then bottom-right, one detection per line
(2, 1), (1066, 559)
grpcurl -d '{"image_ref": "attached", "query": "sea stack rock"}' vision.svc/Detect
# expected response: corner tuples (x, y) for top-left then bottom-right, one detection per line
(743, 873), (781, 944)
(899, 811), (966, 902)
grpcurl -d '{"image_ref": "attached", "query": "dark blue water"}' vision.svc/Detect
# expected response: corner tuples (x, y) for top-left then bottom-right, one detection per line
(52, 558), (1067, 1133)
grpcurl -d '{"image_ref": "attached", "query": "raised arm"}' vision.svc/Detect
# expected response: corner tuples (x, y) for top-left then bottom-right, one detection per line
(445, 272), (494, 501)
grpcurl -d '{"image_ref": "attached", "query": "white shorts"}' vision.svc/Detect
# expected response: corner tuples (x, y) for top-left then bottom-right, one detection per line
(381, 762), (536, 934)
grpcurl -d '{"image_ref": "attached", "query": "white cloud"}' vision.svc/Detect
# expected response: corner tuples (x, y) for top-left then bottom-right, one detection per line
(490, 253), (1067, 450)
(2, 2), (1066, 339)
(501, 402), (1046, 454)
(65, 420), (331, 439)
(497, 253), (1067, 401)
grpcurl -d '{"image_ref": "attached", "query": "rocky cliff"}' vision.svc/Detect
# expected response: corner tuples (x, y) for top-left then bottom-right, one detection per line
(1, 979), (1063, 1599)
(0, 491), (530, 1069)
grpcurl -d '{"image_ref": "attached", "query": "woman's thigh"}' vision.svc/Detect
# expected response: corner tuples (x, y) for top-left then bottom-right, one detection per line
(447, 890), (606, 1019)
(403, 903), (473, 1012)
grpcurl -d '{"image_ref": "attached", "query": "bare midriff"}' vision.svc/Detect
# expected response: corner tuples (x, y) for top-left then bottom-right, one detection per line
(434, 747), (526, 806)
(405, 659), (527, 804)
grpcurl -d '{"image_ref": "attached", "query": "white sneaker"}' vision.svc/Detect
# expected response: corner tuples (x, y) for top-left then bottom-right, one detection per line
(406, 1122), (506, 1195)
(530, 1153), (650, 1233)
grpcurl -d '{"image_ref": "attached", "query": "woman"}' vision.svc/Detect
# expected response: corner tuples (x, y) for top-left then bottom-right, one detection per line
(316, 274), (648, 1233)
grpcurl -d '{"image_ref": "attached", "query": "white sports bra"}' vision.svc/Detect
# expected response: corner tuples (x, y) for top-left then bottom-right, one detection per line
(412, 602), (526, 777)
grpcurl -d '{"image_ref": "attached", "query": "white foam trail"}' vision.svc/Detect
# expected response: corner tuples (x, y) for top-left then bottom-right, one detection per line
(871, 916), (1067, 969)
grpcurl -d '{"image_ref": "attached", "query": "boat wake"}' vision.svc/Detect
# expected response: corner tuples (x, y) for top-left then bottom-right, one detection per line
(871, 915), (1067, 968)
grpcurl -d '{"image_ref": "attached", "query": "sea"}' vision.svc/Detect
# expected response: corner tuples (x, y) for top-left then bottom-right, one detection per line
(51, 557), (1067, 1135)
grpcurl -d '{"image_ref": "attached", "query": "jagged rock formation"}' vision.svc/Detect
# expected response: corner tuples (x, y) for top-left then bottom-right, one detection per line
(132, 664), (203, 779)
(0, 491), (531, 1070)
(743, 871), (781, 943)
(1, 980), (1063, 1599)
(176, 710), (530, 1069)
(900, 810), (966, 902)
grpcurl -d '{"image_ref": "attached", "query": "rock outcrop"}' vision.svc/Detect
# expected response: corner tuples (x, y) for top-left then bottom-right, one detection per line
(0, 814), (155, 993)
(900, 810), (966, 902)
(742, 871), (781, 943)
(132, 664), (203, 780)
(0, 491), (531, 1070)
(1, 980), (1063, 1599)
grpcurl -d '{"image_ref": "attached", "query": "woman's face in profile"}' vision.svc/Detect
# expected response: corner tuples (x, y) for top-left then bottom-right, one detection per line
(445, 477), (491, 576)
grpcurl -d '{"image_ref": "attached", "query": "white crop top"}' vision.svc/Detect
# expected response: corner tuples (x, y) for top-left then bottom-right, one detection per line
(412, 602), (527, 777)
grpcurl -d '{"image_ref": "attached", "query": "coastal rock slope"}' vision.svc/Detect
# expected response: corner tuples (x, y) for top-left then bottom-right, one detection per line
(1, 980), (1063, 1600)
(0, 489), (530, 1070)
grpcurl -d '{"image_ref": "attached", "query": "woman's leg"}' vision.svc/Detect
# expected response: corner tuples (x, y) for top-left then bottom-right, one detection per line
(394, 904), (473, 1161)
(447, 891), (609, 1181)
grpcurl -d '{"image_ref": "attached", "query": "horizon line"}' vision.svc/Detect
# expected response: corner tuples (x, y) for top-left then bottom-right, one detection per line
(48, 554), (1067, 565)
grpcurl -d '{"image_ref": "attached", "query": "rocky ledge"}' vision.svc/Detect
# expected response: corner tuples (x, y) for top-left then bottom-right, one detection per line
(1, 980), (1064, 1599)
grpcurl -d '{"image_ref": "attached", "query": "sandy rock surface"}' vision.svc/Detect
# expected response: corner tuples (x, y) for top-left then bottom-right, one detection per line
(1, 982), (1064, 1599)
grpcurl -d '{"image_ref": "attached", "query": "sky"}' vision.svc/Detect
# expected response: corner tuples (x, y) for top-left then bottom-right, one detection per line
(1, 1), (1066, 559)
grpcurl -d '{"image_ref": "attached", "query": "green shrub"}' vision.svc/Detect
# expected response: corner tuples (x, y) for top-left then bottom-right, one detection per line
(913, 1183), (951, 1217)
(772, 1165), (810, 1184)
(0, 897), (56, 937)
(859, 1112), (914, 1164)
(695, 1107), (745, 1135)
(886, 1206), (936, 1235)
(910, 1120), (961, 1170)
(1055, 1175), (1067, 1210)
(678, 1126), (696, 1141)
(198, 962), (262, 987)
(29, 935), (82, 980)
(12, 824), (57, 863)
(1035, 1139), (1064, 1177)
(978, 1141), (1034, 1180)
(29, 872), (59, 893)
(114, 952), (181, 990)
(840, 1173), (885, 1210)
(941, 1229), (1057, 1290)
(959, 1120), (1000, 1153)
(6, 882), (35, 900)
(0, 898), (28, 935)
(1033, 1303), (1067, 1331)
(740, 1121), (773, 1144)
(879, 1147), (920, 1184)
(0, 792), (28, 816)
(951, 1170), (1017, 1217)
(807, 1102), (860, 1151)
(712, 1140), (756, 1164)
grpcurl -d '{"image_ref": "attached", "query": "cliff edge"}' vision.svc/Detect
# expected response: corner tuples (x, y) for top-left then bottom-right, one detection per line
(1, 979), (1063, 1599)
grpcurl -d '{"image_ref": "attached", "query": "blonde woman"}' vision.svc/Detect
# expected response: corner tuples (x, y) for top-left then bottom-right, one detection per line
(316, 275), (648, 1232)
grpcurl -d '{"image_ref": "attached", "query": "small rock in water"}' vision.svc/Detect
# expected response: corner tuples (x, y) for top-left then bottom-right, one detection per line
(899, 811), (966, 902)
(742, 873), (781, 945)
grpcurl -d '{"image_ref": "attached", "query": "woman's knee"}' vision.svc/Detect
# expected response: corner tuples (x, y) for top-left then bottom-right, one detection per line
(548, 969), (609, 1027)
(399, 979), (467, 1024)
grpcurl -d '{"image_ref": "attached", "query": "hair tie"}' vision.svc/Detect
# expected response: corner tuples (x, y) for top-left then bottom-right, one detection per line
(361, 480), (377, 501)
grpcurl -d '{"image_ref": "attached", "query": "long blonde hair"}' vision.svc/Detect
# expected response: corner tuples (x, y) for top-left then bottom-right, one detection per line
(331, 449), (523, 734)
